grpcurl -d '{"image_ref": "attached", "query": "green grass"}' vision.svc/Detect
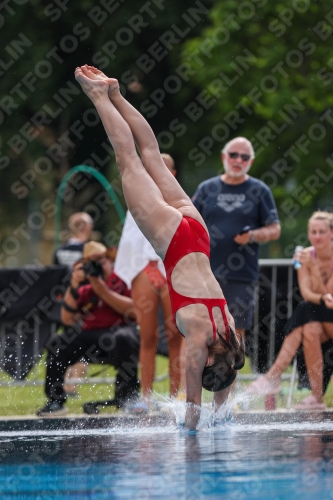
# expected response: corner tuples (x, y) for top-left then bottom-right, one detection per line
(0, 355), (331, 416)
(0, 354), (173, 416)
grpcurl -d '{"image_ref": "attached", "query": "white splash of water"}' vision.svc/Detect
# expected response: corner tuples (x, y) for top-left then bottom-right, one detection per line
(149, 392), (237, 430)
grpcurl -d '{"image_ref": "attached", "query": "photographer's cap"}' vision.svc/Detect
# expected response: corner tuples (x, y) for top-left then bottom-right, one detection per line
(83, 241), (107, 260)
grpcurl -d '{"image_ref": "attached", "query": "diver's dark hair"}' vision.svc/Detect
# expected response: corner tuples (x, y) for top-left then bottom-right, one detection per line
(202, 328), (245, 392)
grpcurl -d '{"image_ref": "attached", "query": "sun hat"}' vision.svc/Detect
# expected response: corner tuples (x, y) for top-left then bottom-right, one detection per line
(82, 241), (107, 260)
(82, 242), (117, 262)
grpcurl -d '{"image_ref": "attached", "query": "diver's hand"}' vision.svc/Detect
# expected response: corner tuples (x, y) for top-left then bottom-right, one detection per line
(185, 403), (200, 430)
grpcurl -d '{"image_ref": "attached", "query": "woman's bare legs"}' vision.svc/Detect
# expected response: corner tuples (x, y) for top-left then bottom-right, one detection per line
(131, 272), (160, 400)
(131, 275), (182, 399)
(75, 67), (180, 255)
(160, 285), (182, 397)
(109, 92), (192, 210)
(266, 327), (303, 379)
(302, 321), (332, 403)
(248, 327), (303, 394)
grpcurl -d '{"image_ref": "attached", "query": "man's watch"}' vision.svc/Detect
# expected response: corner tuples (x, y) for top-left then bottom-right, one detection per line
(249, 231), (255, 244)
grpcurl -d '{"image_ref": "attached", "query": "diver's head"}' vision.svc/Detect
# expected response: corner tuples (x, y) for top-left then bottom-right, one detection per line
(202, 328), (245, 392)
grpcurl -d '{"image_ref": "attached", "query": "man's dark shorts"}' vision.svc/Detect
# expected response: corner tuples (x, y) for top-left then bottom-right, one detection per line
(217, 280), (256, 330)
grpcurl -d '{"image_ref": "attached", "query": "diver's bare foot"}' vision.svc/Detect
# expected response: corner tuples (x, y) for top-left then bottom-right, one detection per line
(82, 65), (120, 99)
(75, 66), (109, 102)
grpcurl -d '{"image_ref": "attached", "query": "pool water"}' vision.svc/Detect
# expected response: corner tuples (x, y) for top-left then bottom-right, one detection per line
(0, 418), (332, 499)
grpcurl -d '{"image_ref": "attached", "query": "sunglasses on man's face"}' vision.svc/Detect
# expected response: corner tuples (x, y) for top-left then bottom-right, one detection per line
(228, 152), (251, 162)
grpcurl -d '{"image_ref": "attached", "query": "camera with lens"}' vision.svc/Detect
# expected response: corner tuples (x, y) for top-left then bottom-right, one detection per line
(81, 260), (104, 278)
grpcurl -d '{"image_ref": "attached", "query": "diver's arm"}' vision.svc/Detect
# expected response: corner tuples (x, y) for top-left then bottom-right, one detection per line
(184, 338), (207, 430)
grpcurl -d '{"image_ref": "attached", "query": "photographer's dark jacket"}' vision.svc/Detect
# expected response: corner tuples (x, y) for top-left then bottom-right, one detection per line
(76, 271), (131, 330)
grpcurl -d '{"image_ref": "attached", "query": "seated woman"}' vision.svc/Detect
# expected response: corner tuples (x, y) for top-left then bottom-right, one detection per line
(74, 65), (244, 429)
(248, 211), (333, 410)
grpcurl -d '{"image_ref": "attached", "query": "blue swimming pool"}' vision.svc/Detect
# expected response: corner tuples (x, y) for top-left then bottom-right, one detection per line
(0, 418), (333, 499)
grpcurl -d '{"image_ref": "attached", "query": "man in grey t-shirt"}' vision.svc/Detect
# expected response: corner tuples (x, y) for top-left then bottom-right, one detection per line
(193, 137), (281, 342)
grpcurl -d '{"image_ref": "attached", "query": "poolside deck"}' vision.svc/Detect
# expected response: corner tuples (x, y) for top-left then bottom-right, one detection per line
(0, 409), (332, 432)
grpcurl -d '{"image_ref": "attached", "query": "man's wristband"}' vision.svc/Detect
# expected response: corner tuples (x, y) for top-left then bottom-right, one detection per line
(320, 295), (326, 306)
(69, 286), (79, 300)
(249, 231), (255, 244)
(63, 301), (79, 313)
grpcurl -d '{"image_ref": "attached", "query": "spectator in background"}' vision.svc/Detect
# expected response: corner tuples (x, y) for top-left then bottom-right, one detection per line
(192, 137), (281, 343)
(37, 241), (139, 416)
(114, 154), (184, 413)
(248, 211), (333, 410)
(53, 212), (93, 267)
(53, 211), (94, 396)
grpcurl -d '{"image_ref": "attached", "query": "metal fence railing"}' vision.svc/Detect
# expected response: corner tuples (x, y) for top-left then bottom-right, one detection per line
(252, 258), (294, 373)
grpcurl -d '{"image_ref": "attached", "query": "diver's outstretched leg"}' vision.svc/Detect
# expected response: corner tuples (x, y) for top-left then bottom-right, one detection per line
(75, 67), (181, 256)
(81, 65), (195, 214)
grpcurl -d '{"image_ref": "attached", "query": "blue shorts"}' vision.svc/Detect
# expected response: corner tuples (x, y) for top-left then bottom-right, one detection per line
(216, 280), (256, 330)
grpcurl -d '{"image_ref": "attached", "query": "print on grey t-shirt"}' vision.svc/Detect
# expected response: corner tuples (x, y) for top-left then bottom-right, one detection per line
(216, 193), (246, 212)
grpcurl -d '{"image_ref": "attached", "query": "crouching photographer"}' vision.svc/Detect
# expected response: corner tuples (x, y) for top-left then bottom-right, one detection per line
(37, 241), (140, 416)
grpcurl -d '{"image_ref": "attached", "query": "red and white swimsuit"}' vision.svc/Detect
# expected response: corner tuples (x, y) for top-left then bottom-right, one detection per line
(163, 216), (230, 342)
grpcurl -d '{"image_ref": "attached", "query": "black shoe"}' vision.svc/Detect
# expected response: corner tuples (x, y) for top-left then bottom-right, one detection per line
(36, 400), (68, 417)
(83, 398), (122, 415)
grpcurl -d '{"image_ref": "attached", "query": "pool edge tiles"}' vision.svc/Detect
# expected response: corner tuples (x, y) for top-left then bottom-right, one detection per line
(0, 412), (176, 432)
(0, 409), (332, 431)
(235, 409), (333, 425)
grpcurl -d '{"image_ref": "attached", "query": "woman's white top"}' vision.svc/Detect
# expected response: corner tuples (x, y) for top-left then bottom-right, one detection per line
(114, 211), (165, 289)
